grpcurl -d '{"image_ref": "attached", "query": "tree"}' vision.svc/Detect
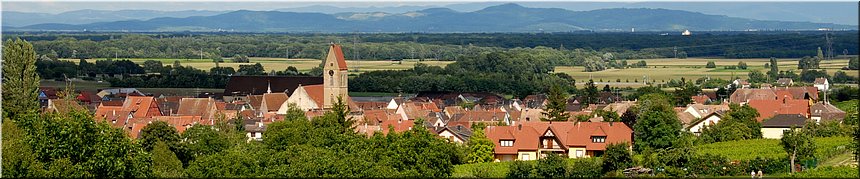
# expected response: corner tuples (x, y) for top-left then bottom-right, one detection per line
(849, 57), (858, 70)
(465, 126), (494, 163)
(832, 71), (857, 83)
(231, 54), (250, 63)
(534, 153), (567, 178)
(283, 103), (307, 121)
(737, 61), (748, 69)
(2, 119), (46, 177)
(602, 143), (633, 173)
(817, 47), (824, 61)
(142, 60), (164, 73)
(583, 79), (599, 105)
(506, 160), (533, 178)
(138, 121), (181, 152)
(151, 141), (184, 177)
(677, 51), (687, 59)
(699, 104), (761, 143)
(748, 70), (768, 83)
(781, 126), (815, 174)
(3, 38), (41, 121)
(182, 125), (230, 158)
(237, 63), (265, 75)
(633, 94), (682, 152)
(705, 61), (716, 68)
(768, 57), (780, 79)
(542, 84), (570, 121)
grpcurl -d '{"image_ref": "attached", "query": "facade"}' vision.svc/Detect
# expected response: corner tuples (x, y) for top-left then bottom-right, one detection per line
(687, 111), (724, 134)
(485, 121), (633, 161)
(814, 78), (829, 91)
(761, 114), (808, 139)
(323, 43), (349, 109)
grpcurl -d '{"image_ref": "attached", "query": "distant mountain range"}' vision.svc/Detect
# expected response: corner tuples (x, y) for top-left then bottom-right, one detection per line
(3, 9), (226, 27)
(5, 3), (856, 32)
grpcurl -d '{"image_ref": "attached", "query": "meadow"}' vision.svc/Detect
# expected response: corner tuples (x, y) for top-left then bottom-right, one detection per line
(62, 58), (454, 75)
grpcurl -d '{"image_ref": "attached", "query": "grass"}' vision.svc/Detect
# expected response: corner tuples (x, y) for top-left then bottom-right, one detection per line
(819, 152), (856, 167)
(558, 58), (857, 88)
(694, 136), (853, 161)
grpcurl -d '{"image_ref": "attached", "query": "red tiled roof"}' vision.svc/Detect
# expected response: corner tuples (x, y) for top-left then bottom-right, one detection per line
(248, 95), (263, 110)
(262, 93), (289, 112)
(330, 44), (348, 70)
(380, 119), (415, 135)
(303, 84), (325, 108)
(121, 96), (161, 118)
(485, 121), (632, 154)
(748, 99), (809, 122)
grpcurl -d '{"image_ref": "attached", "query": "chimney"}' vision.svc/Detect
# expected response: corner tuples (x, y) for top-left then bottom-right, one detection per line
(517, 124), (522, 130)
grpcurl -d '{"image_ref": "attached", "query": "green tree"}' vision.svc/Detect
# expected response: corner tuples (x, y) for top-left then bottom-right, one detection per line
(602, 143), (633, 173)
(768, 57), (780, 79)
(541, 84), (570, 121)
(2, 38), (41, 121)
(849, 57), (858, 70)
(507, 160), (533, 178)
(237, 63), (265, 75)
(182, 125), (230, 159)
(2, 119), (46, 177)
(138, 121), (181, 151)
(633, 94), (682, 152)
(781, 126), (815, 174)
(583, 79), (599, 105)
(465, 126), (494, 163)
(535, 154), (567, 178)
(748, 70), (768, 83)
(737, 61), (748, 69)
(151, 141), (185, 177)
(705, 61), (716, 68)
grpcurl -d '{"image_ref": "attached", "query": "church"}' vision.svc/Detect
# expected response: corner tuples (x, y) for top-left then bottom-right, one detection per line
(276, 43), (352, 114)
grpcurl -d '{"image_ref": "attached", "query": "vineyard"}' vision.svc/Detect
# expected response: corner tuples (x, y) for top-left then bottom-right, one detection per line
(694, 137), (853, 161)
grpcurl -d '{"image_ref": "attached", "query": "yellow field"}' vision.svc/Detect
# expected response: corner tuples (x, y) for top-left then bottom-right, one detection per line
(558, 58), (857, 86)
(62, 58), (453, 75)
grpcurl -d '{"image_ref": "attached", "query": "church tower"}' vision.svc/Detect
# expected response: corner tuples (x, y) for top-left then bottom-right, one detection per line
(323, 43), (348, 108)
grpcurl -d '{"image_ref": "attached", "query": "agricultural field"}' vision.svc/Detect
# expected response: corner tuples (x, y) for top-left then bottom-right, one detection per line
(559, 58), (857, 87)
(61, 57), (453, 75)
(694, 136), (853, 161)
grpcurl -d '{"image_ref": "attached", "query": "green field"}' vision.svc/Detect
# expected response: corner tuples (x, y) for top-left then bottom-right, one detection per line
(694, 136), (852, 161)
(62, 58), (453, 75)
(559, 58), (857, 87)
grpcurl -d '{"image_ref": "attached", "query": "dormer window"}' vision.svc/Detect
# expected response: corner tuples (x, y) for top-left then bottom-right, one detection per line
(591, 136), (606, 143)
(500, 140), (514, 147)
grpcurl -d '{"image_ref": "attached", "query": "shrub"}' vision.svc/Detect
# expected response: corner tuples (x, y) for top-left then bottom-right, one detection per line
(568, 158), (602, 178)
(535, 154), (567, 178)
(506, 160), (533, 178)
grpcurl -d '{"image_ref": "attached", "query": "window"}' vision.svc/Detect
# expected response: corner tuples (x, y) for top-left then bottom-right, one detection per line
(591, 136), (606, 143)
(501, 140), (514, 147)
(576, 150), (584, 157)
(522, 153), (530, 160)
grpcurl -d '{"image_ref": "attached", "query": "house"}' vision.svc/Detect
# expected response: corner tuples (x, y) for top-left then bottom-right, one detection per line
(747, 98), (809, 122)
(810, 102), (846, 123)
(760, 83), (772, 89)
(176, 98), (219, 120)
(449, 109), (511, 126)
(121, 96), (162, 118)
(691, 94), (712, 104)
(96, 88), (145, 98)
(776, 78), (794, 86)
(361, 109), (402, 125)
(686, 111), (725, 134)
(485, 121), (632, 161)
(676, 104), (729, 130)
(245, 121), (266, 142)
(45, 98), (86, 114)
(729, 87), (818, 104)
(76, 91), (102, 105)
(761, 114), (808, 139)
(38, 87), (59, 107)
(259, 92), (289, 114)
(729, 79), (751, 89)
(433, 125), (472, 144)
(523, 94), (548, 109)
(814, 78), (829, 91)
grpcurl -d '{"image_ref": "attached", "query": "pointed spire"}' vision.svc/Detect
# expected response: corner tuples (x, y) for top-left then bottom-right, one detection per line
(266, 80), (272, 94)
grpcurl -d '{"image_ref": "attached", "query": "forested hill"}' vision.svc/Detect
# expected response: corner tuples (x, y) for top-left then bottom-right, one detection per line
(7, 3), (855, 32)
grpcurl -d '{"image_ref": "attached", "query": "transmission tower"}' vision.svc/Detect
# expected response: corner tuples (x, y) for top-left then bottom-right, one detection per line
(825, 33), (834, 60)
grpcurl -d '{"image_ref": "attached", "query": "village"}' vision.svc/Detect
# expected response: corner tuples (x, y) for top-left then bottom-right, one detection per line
(37, 43), (848, 163)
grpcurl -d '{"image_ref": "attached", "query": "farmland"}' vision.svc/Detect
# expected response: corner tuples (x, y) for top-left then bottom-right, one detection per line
(694, 136), (853, 161)
(558, 58), (857, 86)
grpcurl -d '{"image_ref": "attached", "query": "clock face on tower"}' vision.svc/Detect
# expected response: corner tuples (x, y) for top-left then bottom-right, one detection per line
(328, 70), (334, 76)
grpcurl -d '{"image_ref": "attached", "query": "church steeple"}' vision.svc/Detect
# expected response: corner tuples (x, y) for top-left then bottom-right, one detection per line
(323, 43), (349, 108)
(266, 80), (272, 94)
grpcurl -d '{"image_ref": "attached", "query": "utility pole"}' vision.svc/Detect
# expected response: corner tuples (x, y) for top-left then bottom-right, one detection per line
(673, 46), (678, 58)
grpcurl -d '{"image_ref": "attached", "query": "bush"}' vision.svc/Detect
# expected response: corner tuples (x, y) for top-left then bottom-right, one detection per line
(793, 166), (859, 178)
(506, 160), (533, 178)
(705, 61), (716, 68)
(602, 143), (633, 173)
(568, 158), (602, 178)
(535, 154), (567, 178)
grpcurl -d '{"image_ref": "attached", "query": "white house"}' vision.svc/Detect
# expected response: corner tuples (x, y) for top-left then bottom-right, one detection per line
(761, 114), (808, 139)
(687, 111), (724, 134)
(814, 78), (829, 91)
